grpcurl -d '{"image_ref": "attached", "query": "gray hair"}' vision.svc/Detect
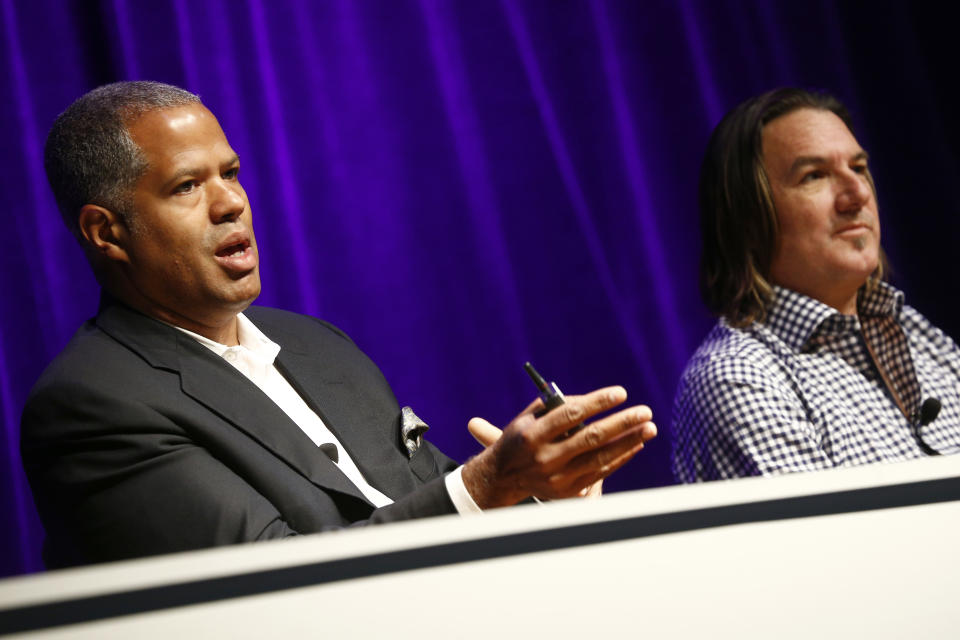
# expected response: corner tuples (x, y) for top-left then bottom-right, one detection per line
(44, 81), (201, 239)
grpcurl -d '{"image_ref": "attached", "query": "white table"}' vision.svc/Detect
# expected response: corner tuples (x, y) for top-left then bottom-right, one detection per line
(2, 455), (958, 638)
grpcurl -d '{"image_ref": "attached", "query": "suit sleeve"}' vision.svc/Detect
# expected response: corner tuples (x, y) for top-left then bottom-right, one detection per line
(21, 369), (458, 568)
(22, 379), (306, 566)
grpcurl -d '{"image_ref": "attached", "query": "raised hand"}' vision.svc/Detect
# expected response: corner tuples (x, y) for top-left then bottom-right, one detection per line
(461, 386), (656, 509)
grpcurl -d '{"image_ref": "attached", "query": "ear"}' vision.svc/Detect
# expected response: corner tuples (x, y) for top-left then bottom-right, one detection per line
(78, 204), (130, 263)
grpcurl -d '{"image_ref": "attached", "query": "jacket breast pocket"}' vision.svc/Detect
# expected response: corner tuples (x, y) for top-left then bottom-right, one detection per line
(407, 444), (440, 483)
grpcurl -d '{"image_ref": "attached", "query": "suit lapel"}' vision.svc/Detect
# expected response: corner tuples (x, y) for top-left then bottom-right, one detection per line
(96, 302), (375, 505)
(263, 321), (422, 501)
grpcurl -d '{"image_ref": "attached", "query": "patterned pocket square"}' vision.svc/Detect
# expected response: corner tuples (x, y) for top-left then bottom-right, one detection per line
(400, 406), (430, 458)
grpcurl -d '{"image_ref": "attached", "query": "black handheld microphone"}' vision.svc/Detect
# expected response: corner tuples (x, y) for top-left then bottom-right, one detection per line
(914, 397), (941, 456)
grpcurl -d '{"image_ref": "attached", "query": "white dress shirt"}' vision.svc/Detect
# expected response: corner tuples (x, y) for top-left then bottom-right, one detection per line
(172, 314), (480, 514)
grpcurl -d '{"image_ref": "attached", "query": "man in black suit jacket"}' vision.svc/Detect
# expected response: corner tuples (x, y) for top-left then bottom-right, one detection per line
(22, 81), (657, 568)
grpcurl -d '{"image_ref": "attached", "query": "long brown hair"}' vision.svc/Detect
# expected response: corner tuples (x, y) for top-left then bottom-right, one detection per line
(698, 88), (884, 326)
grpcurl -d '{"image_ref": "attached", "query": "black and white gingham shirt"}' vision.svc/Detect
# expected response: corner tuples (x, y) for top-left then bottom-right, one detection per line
(672, 282), (960, 482)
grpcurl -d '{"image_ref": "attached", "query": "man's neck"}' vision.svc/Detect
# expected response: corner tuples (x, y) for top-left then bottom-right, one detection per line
(831, 291), (860, 317)
(772, 279), (861, 317)
(178, 316), (241, 346)
(148, 309), (242, 345)
(146, 307), (241, 345)
(105, 290), (243, 345)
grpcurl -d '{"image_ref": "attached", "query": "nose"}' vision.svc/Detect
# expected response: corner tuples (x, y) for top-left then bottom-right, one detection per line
(208, 178), (246, 223)
(835, 168), (871, 214)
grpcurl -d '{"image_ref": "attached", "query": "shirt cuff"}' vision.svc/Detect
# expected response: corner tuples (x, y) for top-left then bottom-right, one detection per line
(444, 466), (483, 514)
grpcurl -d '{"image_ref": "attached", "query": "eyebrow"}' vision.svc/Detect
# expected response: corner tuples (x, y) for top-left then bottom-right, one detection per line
(162, 153), (240, 189)
(788, 150), (869, 176)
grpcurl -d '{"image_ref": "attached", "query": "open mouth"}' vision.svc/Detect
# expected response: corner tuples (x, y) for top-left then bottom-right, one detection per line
(213, 233), (257, 273)
(215, 239), (250, 258)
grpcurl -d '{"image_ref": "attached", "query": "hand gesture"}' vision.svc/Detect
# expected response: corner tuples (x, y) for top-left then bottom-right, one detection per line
(461, 386), (655, 508)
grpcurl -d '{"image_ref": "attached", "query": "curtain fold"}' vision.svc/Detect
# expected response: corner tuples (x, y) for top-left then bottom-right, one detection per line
(2, 0), (957, 576)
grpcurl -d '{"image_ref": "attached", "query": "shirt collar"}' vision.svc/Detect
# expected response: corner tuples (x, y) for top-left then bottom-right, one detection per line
(169, 313), (281, 364)
(763, 281), (905, 351)
(858, 279), (905, 319)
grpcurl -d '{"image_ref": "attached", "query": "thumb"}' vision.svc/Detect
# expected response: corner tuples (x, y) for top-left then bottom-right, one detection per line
(467, 417), (503, 447)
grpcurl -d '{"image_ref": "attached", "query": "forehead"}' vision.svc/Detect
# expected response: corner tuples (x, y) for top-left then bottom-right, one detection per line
(761, 108), (862, 172)
(127, 103), (234, 172)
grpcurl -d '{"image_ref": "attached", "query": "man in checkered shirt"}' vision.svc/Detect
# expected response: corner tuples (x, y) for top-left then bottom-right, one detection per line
(672, 88), (960, 482)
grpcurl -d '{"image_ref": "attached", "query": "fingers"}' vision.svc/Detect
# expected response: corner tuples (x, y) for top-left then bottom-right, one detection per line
(465, 385), (655, 506)
(517, 396), (545, 417)
(549, 404), (654, 465)
(563, 419), (656, 485)
(467, 417), (503, 447)
(532, 386), (628, 442)
(538, 430), (647, 500)
(583, 439), (644, 484)
(529, 412), (655, 499)
(472, 396), (542, 447)
(581, 479), (603, 498)
(641, 420), (657, 440)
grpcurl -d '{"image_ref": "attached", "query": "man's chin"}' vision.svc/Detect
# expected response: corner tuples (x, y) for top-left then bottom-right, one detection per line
(236, 286), (261, 311)
(838, 241), (879, 276)
(224, 277), (261, 312)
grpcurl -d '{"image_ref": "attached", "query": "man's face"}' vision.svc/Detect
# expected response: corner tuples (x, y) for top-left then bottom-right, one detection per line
(762, 108), (880, 313)
(120, 103), (260, 332)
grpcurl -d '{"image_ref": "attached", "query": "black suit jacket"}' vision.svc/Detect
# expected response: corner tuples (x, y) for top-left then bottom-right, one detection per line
(21, 299), (459, 568)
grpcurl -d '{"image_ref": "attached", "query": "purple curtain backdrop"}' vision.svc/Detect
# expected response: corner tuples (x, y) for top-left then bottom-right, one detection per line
(1, 0), (958, 576)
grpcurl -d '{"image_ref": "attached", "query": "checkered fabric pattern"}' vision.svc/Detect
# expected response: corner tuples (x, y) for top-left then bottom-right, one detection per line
(672, 282), (960, 482)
